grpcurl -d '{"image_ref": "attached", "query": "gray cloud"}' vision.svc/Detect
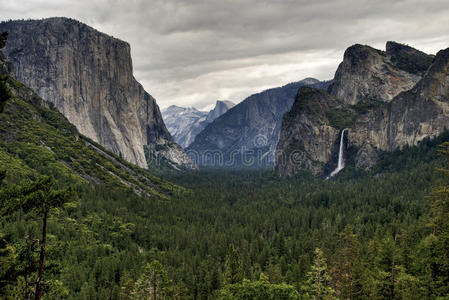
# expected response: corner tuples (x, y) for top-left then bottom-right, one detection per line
(1, 0), (449, 109)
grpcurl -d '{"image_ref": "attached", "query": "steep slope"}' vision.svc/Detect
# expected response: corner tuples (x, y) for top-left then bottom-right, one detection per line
(162, 100), (234, 148)
(0, 17), (194, 169)
(205, 100), (235, 123)
(187, 78), (329, 167)
(276, 42), (447, 177)
(0, 56), (182, 199)
(328, 42), (433, 105)
(275, 87), (344, 177)
(349, 47), (449, 169)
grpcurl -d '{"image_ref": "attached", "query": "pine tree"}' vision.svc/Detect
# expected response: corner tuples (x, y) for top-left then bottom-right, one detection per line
(133, 260), (172, 300)
(19, 176), (73, 300)
(304, 248), (336, 300)
(224, 244), (244, 285)
(331, 226), (360, 300)
(419, 142), (449, 296)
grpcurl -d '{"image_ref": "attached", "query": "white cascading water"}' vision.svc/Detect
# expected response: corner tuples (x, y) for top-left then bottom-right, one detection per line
(327, 129), (347, 179)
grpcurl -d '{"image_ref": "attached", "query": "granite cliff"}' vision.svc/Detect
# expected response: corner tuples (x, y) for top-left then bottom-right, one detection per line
(0, 17), (194, 169)
(275, 87), (343, 176)
(276, 42), (448, 177)
(349, 47), (449, 169)
(328, 42), (433, 105)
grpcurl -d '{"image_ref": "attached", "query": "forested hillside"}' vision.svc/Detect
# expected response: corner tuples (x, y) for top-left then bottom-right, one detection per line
(2, 63), (449, 298)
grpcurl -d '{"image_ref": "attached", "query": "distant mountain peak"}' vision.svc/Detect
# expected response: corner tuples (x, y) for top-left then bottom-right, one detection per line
(206, 100), (235, 123)
(162, 100), (235, 148)
(187, 78), (331, 168)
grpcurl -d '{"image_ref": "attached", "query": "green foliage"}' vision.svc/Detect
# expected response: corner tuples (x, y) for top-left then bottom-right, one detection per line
(325, 108), (355, 129)
(388, 42), (434, 75)
(1, 71), (449, 298)
(224, 244), (244, 285)
(132, 260), (172, 299)
(217, 279), (301, 300)
(418, 142), (449, 297)
(350, 98), (384, 115)
(0, 75), (11, 113)
(325, 98), (384, 130)
(302, 248), (336, 300)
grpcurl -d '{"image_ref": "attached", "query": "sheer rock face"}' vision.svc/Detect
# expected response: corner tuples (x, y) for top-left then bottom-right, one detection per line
(275, 87), (342, 177)
(349, 47), (449, 169)
(205, 100), (235, 123)
(0, 17), (194, 169)
(187, 78), (329, 167)
(328, 43), (433, 105)
(276, 42), (448, 177)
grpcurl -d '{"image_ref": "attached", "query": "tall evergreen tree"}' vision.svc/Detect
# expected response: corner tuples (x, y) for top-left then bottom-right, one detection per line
(419, 142), (449, 296)
(133, 260), (172, 300)
(304, 248), (336, 300)
(20, 176), (73, 300)
(224, 244), (244, 285)
(331, 226), (361, 300)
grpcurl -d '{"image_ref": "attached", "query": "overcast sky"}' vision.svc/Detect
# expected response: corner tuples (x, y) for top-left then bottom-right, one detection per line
(1, 0), (449, 110)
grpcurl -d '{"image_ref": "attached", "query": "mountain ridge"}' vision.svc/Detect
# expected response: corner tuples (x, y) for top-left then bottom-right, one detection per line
(275, 41), (448, 177)
(187, 78), (331, 168)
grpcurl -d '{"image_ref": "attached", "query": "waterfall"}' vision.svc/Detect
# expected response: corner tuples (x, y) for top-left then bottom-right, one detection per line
(327, 129), (347, 179)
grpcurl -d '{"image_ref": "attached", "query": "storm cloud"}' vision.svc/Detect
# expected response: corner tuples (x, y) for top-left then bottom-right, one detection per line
(1, 0), (449, 110)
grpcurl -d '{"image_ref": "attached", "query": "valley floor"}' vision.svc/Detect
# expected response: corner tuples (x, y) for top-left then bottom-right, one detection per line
(2, 132), (449, 299)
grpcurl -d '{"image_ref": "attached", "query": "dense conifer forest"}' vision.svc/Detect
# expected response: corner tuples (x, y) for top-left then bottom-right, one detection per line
(1, 93), (449, 299)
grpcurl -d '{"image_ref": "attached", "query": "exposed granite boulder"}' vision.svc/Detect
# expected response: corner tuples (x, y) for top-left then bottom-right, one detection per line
(0, 17), (194, 169)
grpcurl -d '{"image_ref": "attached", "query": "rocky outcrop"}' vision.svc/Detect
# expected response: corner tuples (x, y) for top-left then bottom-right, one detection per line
(0, 17), (194, 169)
(328, 43), (433, 105)
(187, 78), (329, 167)
(275, 87), (343, 177)
(206, 100), (235, 123)
(349, 47), (449, 169)
(275, 42), (449, 177)
(162, 100), (234, 148)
